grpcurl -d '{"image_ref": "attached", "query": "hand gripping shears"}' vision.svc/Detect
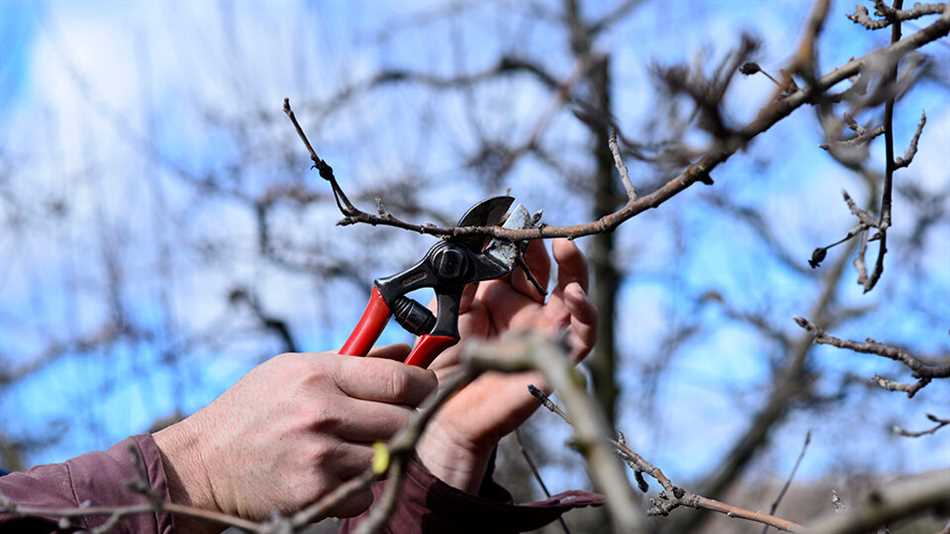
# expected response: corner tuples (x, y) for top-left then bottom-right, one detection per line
(340, 196), (536, 368)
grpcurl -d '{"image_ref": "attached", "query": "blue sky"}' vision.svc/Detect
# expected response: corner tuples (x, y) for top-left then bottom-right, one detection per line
(1, 1), (949, 503)
(0, 2), (39, 118)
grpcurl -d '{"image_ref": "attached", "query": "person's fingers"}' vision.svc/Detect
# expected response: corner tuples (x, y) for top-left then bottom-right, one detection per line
(367, 343), (411, 362)
(511, 239), (550, 303)
(563, 282), (597, 360)
(553, 239), (589, 293)
(329, 399), (416, 442)
(333, 356), (437, 406)
(459, 282), (478, 312)
(563, 282), (597, 328)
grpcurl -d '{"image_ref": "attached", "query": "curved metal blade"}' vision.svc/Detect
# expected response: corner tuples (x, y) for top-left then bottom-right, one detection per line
(456, 196), (514, 227)
(483, 203), (531, 270)
(452, 196), (514, 250)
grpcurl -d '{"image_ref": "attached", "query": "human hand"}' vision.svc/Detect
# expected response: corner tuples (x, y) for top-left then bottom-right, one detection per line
(417, 238), (597, 492)
(153, 348), (436, 527)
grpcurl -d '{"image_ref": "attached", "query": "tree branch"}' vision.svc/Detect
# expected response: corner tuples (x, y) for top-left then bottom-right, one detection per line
(894, 110), (927, 169)
(276, 54), (563, 126)
(795, 316), (950, 397)
(462, 333), (644, 532)
(528, 385), (805, 532)
(588, 0), (646, 36)
(848, 1), (946, 29)
(284, 14), (950, 242)
(892, 413), (950, 437)
(608, 128), (638, 200)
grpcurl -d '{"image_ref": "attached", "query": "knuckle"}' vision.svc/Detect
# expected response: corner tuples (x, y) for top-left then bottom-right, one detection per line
(386, 369), (412, 403)
(310, 439), (343, 467)
(302, 358), (334, 387)
(273, 352), (312, 377)
(310, 405), (342, 434)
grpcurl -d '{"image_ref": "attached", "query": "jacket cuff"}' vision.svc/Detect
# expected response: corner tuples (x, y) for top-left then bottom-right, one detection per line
(65, 434), (174, 534)
(341, 455), (603, 534)
(0, 435), (173, 533)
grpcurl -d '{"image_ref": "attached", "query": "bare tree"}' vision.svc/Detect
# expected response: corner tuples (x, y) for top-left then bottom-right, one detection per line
(2, 1), (950, 533)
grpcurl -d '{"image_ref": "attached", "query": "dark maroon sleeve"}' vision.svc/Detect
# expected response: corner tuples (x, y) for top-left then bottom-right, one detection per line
(339, 455), (603, 534)
(0, 435), (174, 534)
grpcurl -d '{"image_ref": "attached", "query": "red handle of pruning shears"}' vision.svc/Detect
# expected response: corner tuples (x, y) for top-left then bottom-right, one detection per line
(403, 334), (457, 368)
(340, 287), (456, 368)
(340, 287), (392, 356)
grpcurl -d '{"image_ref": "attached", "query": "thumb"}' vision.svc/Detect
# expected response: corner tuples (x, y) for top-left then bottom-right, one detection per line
(460, 282), (478, 313)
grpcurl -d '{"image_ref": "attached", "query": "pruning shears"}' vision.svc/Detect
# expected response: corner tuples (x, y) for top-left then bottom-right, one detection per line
(340, 196), (537, 368)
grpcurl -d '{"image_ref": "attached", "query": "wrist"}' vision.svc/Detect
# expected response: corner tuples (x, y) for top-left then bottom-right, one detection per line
(416, 421), (495, 493)
(153, 416), (220, 530)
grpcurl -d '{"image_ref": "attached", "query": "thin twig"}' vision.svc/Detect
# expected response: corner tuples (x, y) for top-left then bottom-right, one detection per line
(795, 316), (950, 397)
(894, 110), (927, 169)
(0, 498), (263, 533)
(352, 460), (405, 534)
(513, 429), (571, 534)
(819, 124), (886, 151)
(608, 128), (638, 200)
(864, 0), (905, 293)
(515, 253), (549, 297)
(740, 61), (785, 89)
(892, 413), (950, 437)
(513, 429), (552, 498)
(761, 431), (812, 534)
(873, 374), (931, 396)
